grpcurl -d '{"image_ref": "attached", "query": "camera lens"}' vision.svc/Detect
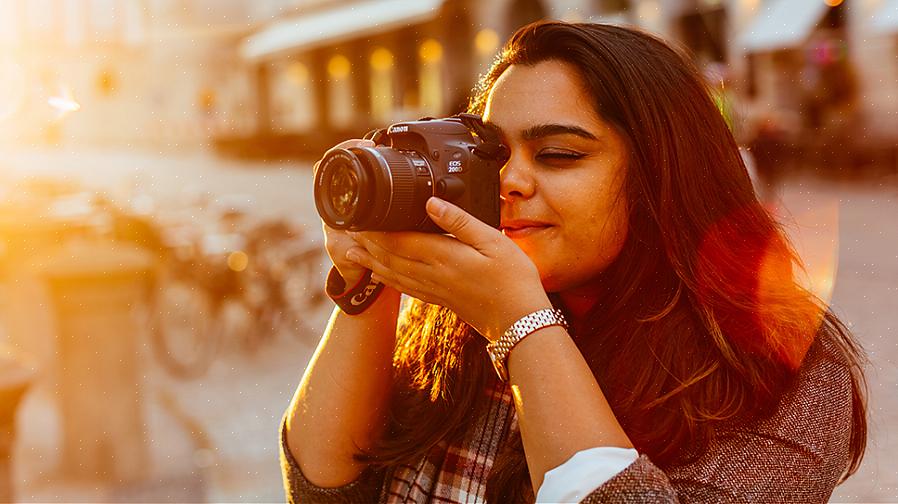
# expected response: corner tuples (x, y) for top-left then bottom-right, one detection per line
(329, 164), (359, 218)
(314, 147), (435, 231)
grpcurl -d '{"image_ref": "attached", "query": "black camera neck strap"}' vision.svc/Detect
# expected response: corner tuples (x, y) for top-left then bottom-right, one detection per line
(454, 113), (509, 162)
(325, 267), (385, 315)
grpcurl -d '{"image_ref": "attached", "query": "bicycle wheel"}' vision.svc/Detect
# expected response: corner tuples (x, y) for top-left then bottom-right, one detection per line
(278, 248), (326, 342)
(150, 277), (221, 379)
(283, 248), (327, 310)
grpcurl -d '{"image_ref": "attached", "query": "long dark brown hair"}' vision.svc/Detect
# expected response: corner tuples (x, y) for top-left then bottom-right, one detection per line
(358, 21), (867, 502)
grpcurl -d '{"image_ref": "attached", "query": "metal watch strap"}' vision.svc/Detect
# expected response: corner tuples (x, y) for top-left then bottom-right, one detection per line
(487, 308), (568, 382)
(325, 267), (385, 315)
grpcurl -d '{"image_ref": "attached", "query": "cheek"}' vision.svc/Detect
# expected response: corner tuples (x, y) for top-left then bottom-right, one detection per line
(527, 173), (629, 290)
(521, 232), (620, 293)
(555, 200), (629, 282)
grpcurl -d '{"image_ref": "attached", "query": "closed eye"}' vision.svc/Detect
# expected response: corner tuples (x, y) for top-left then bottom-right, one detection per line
(536, 150), (586, 163)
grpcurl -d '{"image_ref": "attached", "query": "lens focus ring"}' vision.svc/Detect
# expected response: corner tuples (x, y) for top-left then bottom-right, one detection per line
(379, 150), (417, 230)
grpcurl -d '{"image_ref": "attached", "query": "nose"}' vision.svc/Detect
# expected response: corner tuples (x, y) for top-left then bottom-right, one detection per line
(499, 153), (536, 201)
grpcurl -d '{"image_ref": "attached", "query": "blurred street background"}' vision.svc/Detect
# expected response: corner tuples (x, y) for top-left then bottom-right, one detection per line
(0, 0), (897, 502)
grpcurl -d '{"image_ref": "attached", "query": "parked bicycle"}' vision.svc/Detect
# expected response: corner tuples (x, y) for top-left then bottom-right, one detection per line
(108, 194), (328, 379)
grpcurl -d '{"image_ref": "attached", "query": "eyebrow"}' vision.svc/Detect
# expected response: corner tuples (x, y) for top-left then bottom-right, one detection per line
(485, 122), (599, 141)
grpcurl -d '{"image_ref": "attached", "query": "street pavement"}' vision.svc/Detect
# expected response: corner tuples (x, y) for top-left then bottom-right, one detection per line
(0, 147), (896, 502)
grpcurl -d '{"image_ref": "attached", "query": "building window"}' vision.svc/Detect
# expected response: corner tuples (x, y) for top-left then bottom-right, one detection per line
(25, 0), (59, 43)
(602, 0), (630, 13)
(820, 2), (847, 30)
(369, 47), (395, 123)
(121, 0), (146, 45)
(89, 0), (119, 42)
(678, 7), (728, 63)
(0, 1), (19, 45)
(418, 39), (444, 116)
(327, 54), (353, 128)
(509, 0), (546, 32)
(474, 28), (500, 72)
(272, 60), (314, 133)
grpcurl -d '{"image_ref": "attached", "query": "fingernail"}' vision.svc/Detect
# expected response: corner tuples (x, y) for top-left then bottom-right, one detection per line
(427, 197), (446, 218)
(346, 249), (360, 262)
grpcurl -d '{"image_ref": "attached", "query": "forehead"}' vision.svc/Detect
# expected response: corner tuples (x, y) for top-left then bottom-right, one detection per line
(483, 60), (603, 134)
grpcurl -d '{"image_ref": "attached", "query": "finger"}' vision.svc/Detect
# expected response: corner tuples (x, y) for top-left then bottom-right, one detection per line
(347, 247), (442, 304)
(370, 271), (442, 306)
(351, 227), (489, 275)
(425, 197), (500, 253)
(345, 246), (435, 293)
(350, 231), (433, 267)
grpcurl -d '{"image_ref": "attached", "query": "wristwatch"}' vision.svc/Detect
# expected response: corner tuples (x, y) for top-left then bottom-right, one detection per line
(486, 308), (568, 382)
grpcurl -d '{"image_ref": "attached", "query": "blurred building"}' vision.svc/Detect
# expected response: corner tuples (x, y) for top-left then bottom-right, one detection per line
(233, 0), (897, 160)
(0, 0), (295, 149)
(2, 0), (895, 161)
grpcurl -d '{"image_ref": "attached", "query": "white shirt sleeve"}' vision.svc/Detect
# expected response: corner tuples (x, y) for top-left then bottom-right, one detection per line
(535, 447), (639, 503)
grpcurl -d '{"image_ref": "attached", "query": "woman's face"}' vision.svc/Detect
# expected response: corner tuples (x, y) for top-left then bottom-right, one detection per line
(483, 59), (629, 293)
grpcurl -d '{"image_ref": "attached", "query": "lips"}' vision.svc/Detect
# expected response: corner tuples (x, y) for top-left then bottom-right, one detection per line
(500, 219), (553, 238)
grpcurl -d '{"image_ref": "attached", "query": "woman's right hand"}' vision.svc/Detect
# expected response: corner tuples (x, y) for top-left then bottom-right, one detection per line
(319, 139), (375, 287)
(291, 136), (401, 490)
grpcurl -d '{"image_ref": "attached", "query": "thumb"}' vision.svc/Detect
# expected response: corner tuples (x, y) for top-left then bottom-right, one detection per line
(426, 197), (496, 248)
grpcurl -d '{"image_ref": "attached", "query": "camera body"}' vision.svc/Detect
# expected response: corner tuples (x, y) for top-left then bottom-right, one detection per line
(314, 114), (505, 233)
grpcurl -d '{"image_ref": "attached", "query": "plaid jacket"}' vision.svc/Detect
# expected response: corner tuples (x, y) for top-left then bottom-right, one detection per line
(280, 334), (858, 503)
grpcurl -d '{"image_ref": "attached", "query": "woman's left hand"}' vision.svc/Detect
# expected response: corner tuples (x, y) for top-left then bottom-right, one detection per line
(345, 197), (552, 342)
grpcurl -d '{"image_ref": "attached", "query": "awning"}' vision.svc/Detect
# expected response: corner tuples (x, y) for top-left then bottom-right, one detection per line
(241, 0), (445, 61)
(874, 0), (898, 34)
(740, 0), (831, 53)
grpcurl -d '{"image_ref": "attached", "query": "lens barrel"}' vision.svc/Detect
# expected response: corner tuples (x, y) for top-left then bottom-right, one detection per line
(314, 147), (434, 231)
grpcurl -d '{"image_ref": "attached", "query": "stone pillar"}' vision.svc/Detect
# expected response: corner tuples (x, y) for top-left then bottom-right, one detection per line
(0, 356), (34, 503)
(440, 0), (476, 114)
(349, 40), (372, 132)
(43, 240), (154, 482)
(255, 63), (272, 135)
(310, 48), (333, 133)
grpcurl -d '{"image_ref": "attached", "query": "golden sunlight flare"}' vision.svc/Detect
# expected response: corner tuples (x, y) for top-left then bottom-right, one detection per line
(419, 39), (443, 64)
(787, 198), (840, 307)
(47, 86), (81, 120)
(695, 205), (834, 370)
(474, 29), (499, 55)
(227, 251), (249, 272)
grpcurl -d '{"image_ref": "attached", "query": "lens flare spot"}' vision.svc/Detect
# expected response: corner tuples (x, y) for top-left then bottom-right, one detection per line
(475, 29), (499, 55)
(696, 206), (825, 370)
(785, 198), (840, 308)
(228, 251), (248, 272)
(48, 86), (81, 120)
(419, 39), (443, 63)
(327, 55), (351, 79)
(286, 62), (309, 85)
(370, 47), (394, 72)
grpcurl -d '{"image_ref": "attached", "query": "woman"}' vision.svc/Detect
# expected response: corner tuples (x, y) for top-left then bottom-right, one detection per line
(280, 21), (866, 503)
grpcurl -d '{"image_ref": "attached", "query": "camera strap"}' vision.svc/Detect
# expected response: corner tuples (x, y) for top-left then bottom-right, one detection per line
(454, 113), (509, 162)
(363, 128), (389, 145)
(325, 266), (385, 315)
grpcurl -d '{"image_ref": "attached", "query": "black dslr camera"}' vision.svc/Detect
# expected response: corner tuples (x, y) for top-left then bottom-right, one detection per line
(313, 114), (508, 232)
